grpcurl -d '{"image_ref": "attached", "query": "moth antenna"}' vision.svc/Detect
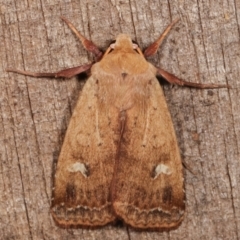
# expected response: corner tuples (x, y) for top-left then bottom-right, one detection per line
(6, 64), (92, 79)
(61, 16), (103, 60)
(144, 18), (180, 58)
(157, 68), (230, 89)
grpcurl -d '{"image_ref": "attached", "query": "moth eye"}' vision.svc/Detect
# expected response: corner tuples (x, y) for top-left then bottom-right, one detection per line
(132, 43), (138, 49)
(132, 40), (138, 47)
(110, 40), (116, 45)
(132, 40), (139, 52)
(109, 40), (116, 50)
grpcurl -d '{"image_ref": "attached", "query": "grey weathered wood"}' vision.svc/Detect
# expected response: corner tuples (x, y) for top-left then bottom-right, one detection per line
(0, 0), (239, 239)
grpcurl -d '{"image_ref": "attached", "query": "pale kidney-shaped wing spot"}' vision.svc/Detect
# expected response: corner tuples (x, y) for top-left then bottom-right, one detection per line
(153, 164), (172, 179)
(67, 162), (89, 178)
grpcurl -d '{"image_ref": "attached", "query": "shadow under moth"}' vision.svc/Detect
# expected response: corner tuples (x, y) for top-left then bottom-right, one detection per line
(7, 17), (228, 230)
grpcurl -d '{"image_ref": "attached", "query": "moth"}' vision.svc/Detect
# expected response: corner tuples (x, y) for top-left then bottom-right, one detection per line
(7, 17), (228, 230)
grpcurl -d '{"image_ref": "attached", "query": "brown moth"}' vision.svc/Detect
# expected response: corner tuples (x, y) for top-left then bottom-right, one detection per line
(7, 17), (228, 230)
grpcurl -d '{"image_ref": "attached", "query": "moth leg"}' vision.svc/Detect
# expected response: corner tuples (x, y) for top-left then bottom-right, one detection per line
(157, 68), (229, 89)
(6, 63), (92, 79)
(182, 158), (197, 175)
(61, 16), (103, 60)
(144, 18), (180, 58)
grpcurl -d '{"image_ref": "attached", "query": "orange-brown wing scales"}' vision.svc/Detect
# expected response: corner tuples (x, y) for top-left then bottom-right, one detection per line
(51, 76), (118, 227)
(112, 77), (185, 229)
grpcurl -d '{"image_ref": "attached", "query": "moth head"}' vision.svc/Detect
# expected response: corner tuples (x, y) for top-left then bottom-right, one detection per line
(110, 34), (139, 51)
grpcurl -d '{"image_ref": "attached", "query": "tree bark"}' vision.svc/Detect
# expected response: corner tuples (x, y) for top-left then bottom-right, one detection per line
(0, 0), (239, 239)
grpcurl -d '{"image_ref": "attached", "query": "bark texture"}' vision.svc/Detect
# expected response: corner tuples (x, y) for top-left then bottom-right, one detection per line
(0, 0), (240, 239)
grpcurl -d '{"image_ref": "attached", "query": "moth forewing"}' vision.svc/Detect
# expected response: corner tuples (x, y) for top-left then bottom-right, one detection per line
(111, 64), (184, 229)
(51, 74), (117, 227)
